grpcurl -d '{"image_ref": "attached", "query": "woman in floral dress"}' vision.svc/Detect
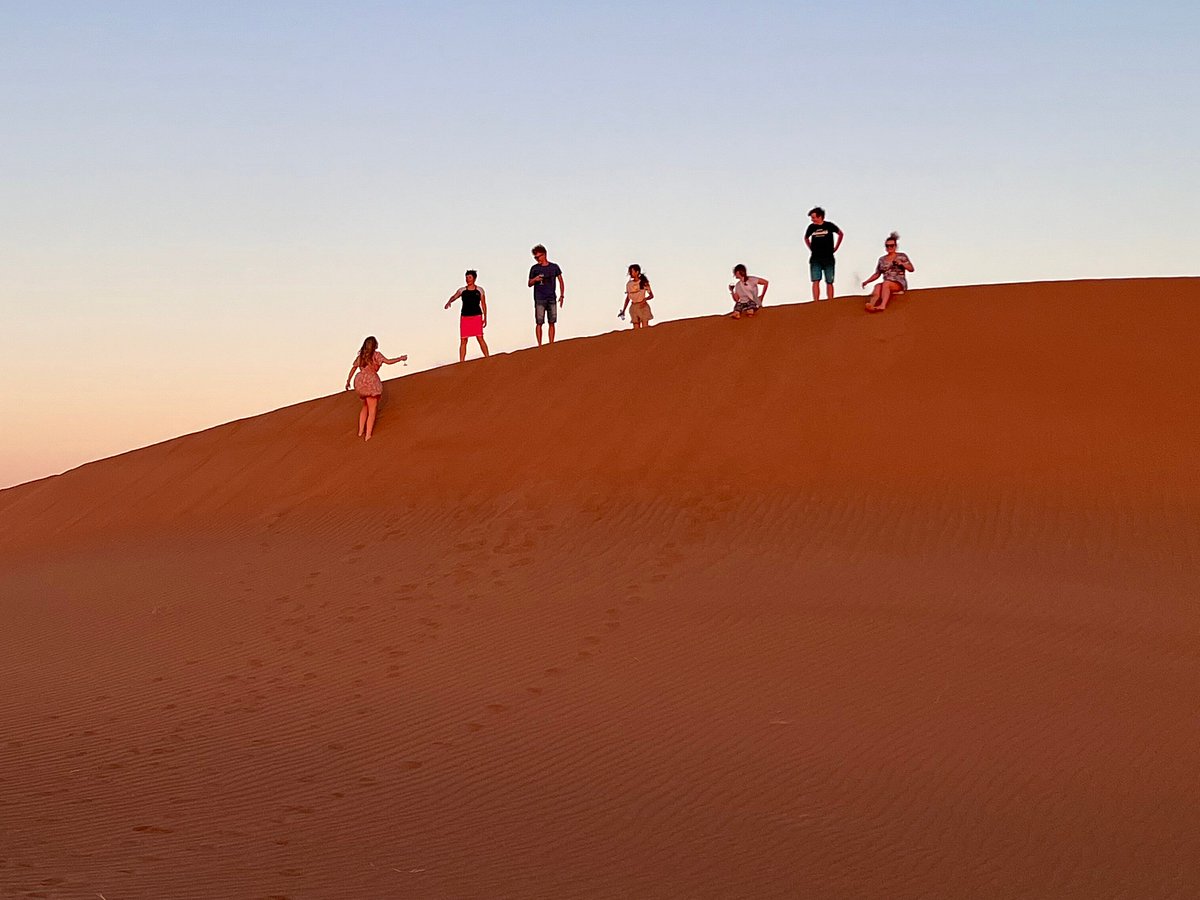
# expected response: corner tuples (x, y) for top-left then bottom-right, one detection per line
(345, 336), (406, 441)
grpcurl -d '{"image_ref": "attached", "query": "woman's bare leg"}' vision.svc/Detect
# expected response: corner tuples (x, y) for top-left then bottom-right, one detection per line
(459, 338), (468, 363)
(877, 281), (899, 310)
(358, 400), (368, 437)
(477, 336), (490, 357)
(866, 285), (883, 310)
(364, 397), (379, 441)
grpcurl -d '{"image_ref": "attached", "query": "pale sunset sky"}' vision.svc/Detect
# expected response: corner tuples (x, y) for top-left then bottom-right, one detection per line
(2, 1), (1197, 488)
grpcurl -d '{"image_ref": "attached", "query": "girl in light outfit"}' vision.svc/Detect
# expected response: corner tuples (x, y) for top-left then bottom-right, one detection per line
(620, 264), (655, 329)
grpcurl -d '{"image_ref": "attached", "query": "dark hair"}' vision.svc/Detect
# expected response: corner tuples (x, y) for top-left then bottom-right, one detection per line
(465, 269), (477, 278)
(886, 231), (900, 245)
(733, 263), (747, 277)
(531, 244), (546, 255)
(628, 263), (641, 276)
(808, 207), (825, 218)
(356, 335), (378, 370)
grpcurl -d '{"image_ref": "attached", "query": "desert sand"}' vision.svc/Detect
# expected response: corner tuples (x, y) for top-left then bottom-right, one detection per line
(1, 278), (1198, 899)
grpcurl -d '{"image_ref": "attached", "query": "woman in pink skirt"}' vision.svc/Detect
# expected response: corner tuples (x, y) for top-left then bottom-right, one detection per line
(444, 269), (490, 362)
(344, 336), (406, 441)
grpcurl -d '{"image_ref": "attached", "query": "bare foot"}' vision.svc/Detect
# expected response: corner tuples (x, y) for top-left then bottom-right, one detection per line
(731, 311), (741, 319)
(747, 309), (756, 317)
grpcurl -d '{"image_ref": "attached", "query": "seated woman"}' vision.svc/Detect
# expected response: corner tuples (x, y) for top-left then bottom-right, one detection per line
(861, 232), (914, 312)
(728, 264), (769, 319)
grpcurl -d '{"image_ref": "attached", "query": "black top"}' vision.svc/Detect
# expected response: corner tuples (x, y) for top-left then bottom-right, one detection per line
(460, 288), (483, 317)
(805, 221), (842, 263)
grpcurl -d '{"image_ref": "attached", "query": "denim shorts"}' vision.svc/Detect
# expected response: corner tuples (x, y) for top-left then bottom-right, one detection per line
(810, 259), (836, 284)
(534, 298), (558, 326)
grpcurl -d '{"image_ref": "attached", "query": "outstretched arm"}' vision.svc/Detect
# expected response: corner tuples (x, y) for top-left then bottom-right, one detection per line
(862, 267), (882, 287)
(444, 287), (464, 310)
(381, 354), (408, 365)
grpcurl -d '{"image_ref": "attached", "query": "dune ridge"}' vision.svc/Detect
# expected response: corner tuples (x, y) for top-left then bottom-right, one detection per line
(2, 278), (1198, 898)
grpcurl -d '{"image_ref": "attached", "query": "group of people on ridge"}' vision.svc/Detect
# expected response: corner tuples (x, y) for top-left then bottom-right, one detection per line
(345, 213), (915, 439)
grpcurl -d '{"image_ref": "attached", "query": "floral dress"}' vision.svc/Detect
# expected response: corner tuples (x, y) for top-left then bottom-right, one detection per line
(353, 351), (385, 398)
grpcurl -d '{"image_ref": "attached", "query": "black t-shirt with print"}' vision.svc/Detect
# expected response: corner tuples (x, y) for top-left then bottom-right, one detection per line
(805, 221), (842, 262)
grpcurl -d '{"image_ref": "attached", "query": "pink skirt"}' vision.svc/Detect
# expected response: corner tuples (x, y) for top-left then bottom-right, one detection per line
(460, 315), (483, 339)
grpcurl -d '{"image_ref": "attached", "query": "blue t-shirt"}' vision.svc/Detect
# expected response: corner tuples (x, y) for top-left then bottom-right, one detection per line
(530, 263), (562, 303)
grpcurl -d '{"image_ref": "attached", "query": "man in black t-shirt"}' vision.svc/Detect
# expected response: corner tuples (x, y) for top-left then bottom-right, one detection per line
(804, 207), (844, 301)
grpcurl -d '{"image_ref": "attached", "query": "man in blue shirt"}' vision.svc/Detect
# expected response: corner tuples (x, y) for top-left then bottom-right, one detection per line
(528, 244), (565, 346)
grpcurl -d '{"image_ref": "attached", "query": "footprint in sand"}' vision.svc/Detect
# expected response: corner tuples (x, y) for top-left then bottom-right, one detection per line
(466, 723), (484, 732)
(526, 687), (543, 696)
(486, 704), (509, 714)
(402, 761), (423, 770)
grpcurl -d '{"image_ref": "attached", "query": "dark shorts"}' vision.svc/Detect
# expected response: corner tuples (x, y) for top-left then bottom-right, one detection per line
(534, 298), (558, 326)
(810, 259), (836, 283)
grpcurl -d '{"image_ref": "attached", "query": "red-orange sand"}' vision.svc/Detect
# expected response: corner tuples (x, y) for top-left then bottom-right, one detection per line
(2, 279), (1198, 899)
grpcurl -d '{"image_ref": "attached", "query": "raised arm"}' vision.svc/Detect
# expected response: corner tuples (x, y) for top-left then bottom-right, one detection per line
(381, 354), (408, 365)
(444, 287), (464, 310)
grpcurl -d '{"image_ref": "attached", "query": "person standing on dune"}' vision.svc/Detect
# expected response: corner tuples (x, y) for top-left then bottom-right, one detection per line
(619, 263), (654, 329)
(444, 269), (490, 362)
(728, 264), (768, 319)
(804, 206), (844, 301)
(345, 336), (406, 441)
(528, 244), (565, 346)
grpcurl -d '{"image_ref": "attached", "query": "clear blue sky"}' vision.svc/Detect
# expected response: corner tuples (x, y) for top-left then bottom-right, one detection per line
(2, 1), (1197, 487)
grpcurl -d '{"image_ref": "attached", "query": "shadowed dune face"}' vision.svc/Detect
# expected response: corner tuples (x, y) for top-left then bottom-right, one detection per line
(1, 279), (1198, 898)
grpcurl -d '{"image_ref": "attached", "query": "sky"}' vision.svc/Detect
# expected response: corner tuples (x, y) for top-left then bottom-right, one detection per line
(1, 0), (1197, 489)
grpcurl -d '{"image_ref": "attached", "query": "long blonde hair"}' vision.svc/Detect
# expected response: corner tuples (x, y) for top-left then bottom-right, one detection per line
(356, 335), (378, 370)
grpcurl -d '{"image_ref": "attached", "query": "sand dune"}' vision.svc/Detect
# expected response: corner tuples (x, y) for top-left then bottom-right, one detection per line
(2, 279), (1198, 899)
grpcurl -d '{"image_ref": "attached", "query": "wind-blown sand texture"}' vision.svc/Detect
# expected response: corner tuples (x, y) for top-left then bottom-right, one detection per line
(2, 278), (1198, 899)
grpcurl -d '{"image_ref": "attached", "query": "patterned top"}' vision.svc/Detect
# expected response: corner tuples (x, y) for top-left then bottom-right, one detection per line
(353, 351), (385, 398)
(874, 253), (912, 291)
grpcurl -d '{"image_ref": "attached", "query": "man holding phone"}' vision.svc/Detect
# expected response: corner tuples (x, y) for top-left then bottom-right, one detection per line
(528, 244), (565, 346)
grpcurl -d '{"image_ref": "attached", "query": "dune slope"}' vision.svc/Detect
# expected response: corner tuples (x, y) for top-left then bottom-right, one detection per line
(2, 279), (1198, 899)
